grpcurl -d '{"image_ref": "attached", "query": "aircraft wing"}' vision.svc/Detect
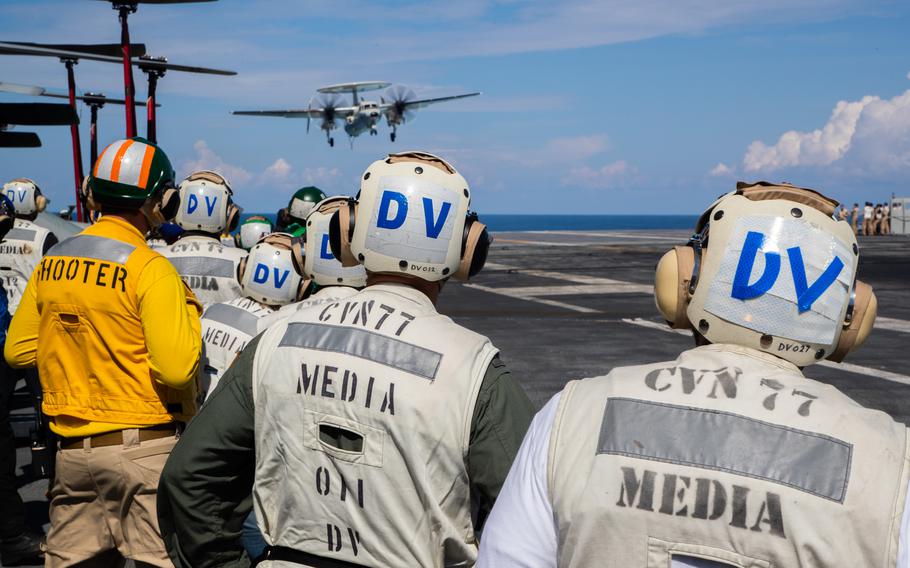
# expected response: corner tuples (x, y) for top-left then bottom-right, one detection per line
(383, 92), (480, 112)
(232, 107), (357, 118)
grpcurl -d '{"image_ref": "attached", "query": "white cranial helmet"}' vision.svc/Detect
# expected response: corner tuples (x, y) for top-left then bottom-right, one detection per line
(238, 233), (307, 306)
(304, 197), (367, 287)
(334, 151), (490, 282)
(2, 178), (47, 217)
(174, 170), (239, 233)
(654, 181), (876, 367)
(237, 216), (274, 250)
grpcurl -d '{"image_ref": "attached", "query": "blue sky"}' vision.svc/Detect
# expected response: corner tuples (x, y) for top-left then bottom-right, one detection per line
(1, 0), (909, 214)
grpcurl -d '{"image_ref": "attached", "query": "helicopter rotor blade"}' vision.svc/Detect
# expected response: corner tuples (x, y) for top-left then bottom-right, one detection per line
(0, 131), (41, 148)
(0, 102), (78, 126)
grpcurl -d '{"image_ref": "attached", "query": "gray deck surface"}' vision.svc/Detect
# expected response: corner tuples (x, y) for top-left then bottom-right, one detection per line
(5, 229), (908, 566)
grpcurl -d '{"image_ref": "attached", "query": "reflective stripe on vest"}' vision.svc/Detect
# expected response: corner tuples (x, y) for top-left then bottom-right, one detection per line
(598, 397), (852, 502)
(168, 256), (235, 278)
(5, 228), (36, 241)
(279, 322), (442, 380)
(49, 235), (136, 264)
(204, 302), (261, 338)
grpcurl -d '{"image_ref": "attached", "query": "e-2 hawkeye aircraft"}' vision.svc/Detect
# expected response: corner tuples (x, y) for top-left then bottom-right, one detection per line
(233, 81), (479, 147)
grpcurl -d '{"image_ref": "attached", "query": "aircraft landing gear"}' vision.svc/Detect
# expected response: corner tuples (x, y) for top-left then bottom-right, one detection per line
(329, 137), (334, 147)
(390, 130), (397, 142)
(370, 126), (378, 136)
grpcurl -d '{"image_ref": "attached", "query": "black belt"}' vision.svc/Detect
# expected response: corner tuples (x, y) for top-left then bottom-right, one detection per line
(261, 546), (369, 568)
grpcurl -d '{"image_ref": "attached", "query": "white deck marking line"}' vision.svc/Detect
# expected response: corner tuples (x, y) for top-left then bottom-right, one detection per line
(876, 317), (910, 334)
(482, 263), (652, 287)
(463, 283), (601, 313)
(523, 230), (686, 241)
(623, 317), (689, 335)
(815, 361), (910, 385)
(494, 238), (610, 247)
(622, 317), (910, 385)
(484, 283), (654, 296)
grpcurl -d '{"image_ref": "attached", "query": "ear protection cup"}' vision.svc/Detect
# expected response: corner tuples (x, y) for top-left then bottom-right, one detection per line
(654, 246), (696, 329)
(295, 277), (313, 302)
(35, 192), (47, 213)
(828, 280), (876, 362)
(85, 183), (101, 212)
(236, 256), (248, 283)
(234, 233), (242, 247)
(0, 214), (13, 238)
(226, 204), (240, 232)
(290, 236), (305, 276)
(329, 199), (359, 267)
(159, 187), (180, 220)
(454, 213), (490, 281)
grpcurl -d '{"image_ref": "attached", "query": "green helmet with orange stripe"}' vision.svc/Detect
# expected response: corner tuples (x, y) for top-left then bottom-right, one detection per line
(89, 137), (176, 208)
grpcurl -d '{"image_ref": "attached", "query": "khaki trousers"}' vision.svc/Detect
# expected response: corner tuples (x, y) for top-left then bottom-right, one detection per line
(45, 430), (176, 568)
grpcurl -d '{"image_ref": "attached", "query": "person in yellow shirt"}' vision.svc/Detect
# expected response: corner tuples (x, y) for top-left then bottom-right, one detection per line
(4, 137), (202, 568)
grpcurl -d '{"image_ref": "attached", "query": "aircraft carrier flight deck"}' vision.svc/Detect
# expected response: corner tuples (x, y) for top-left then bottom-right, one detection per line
(7, 228), (909, 567)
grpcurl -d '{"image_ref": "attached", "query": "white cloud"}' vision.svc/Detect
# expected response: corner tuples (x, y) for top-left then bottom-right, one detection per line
(262, 158), (293, 181)
(180, 140), (253, 185)
(545, 135), (610, 161)
(741, 88), (910, 176)
(563, 160), (635, 189)
(709, 162), (735, 177)
(303, 166), (343, 187)
(180, 142), (343, 194)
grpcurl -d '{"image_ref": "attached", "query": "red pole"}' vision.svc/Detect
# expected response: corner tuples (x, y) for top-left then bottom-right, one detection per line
(65, 60), (85, 223)
(118, 4), (138, 137)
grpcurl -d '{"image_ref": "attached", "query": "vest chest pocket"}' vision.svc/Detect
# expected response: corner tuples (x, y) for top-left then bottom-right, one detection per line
(303, 409), (384, 468)
(647, 537), (770, 568)
(50, 304), (87, 334)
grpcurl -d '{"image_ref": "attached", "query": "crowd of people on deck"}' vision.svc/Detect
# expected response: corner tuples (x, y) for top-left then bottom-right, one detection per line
(0, 138), (907, 568)
(838, 201), (892, 235)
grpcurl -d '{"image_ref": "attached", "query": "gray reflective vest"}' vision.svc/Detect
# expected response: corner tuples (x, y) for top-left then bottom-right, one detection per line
(0, 219), (53, 314)
(161, 235), (247, 307)
(200, 297), (274, 400)
(252, 283), (498, 567)
(549, 344), (910, 567)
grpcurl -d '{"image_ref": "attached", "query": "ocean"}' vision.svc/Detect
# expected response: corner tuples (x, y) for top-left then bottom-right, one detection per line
(240, 213), (699, 232)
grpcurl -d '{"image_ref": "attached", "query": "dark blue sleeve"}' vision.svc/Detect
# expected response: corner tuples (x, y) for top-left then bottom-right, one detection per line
(0, 282), (10, 345)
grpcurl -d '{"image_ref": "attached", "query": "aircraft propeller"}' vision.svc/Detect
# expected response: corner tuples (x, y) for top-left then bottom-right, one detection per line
(307, 93), (344, 147)
(382, 85), (417, 143)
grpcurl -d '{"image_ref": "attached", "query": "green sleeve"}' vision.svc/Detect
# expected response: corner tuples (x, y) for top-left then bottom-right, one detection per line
(158, 335), (261, 568)
(467, 354), (535, 533)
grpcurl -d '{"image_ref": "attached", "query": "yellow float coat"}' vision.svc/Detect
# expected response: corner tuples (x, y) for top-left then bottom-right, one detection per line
(4, 216), (202, 437)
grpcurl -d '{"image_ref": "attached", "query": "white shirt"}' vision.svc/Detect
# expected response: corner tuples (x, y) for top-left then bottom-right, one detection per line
(478, 393), (910, 568)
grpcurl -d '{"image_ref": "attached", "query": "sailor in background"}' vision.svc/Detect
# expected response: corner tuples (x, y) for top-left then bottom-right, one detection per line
(276, 185), (326, 237)
(0, 179), (58, 483)
(235, 215), (274, 251)
(0, 194), (44, 566)
(4, 137), (202, 567)
(198, 233), (309, 401)
(259, 196), (367, 329)
(158, 152), (535, 567)
(161, 170), (246, 307)
(0, 178), (58, 315)
(479, 182), (909, 568)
